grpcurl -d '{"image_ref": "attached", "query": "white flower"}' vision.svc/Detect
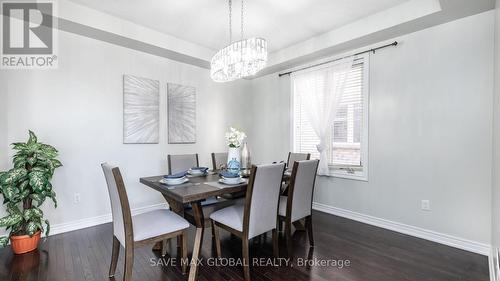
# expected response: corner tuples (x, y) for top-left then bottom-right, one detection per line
(225, 127), (247, 148)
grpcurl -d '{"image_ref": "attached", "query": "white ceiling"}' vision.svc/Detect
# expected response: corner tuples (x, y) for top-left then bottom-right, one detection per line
(67, 0), (410, 52)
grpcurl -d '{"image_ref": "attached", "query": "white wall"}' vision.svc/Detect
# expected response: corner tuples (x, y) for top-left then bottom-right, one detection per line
(492, 0), (500, 272)
(0, 29), (251, 230)
(248, 11), (495, 245)
(0, 84), (7, 171)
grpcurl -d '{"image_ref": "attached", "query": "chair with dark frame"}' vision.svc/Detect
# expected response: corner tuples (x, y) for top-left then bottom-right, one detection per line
(167, 153), (200, 174)
(278, 159), (319, 258)
(211, 152), (228, 171)
(101, 163), (189, 281)
(167, 153), (234, 236)
(210, 163), (286, 281)
(286, 152), (311, 171)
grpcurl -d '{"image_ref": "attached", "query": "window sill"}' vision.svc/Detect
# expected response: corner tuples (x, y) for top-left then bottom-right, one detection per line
(322, 169), (368, 181)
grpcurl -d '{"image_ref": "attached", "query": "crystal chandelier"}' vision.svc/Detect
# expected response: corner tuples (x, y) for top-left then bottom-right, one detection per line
(210, 0), (268, 82)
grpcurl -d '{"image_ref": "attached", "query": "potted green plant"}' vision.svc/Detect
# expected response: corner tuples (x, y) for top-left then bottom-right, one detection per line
(0, 131), (61, 254)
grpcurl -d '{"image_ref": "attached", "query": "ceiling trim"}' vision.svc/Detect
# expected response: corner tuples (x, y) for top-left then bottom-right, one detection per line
(53, 0), (495, 78)
(57, 17), (210, 69)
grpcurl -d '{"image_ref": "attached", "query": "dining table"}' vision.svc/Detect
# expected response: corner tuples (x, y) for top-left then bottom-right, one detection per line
(139, 172), (248, 281)
(139, 170), (298, 281)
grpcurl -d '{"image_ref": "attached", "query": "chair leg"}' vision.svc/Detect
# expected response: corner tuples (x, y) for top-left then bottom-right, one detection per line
(181, 231), (188, 275)
(109, 236), (120, 277)
(212, 220), (222, 258)
(242, 240), (251, 281)
(123, 244), (134, 281)
(306, 215), (314, 247)
(284, 219), (293, 258)
(272, 229), (279, 258)
(161, 239), (169, 256)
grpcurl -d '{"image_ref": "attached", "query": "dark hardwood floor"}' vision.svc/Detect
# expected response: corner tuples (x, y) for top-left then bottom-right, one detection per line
(0, 210), (489, 281)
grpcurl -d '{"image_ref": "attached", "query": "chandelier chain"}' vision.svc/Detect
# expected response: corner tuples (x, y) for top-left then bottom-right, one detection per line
(241, 0), (244, 40)
(228, 0), (232, 44)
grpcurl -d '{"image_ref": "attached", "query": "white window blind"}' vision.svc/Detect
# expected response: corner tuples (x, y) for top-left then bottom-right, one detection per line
(293, 57), (367, 170)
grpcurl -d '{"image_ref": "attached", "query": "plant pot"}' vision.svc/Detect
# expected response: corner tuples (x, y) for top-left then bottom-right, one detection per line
(10, 231), (41, 254)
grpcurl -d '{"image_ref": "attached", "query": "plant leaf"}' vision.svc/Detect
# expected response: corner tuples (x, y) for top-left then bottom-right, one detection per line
(0, 168), (28, 186)
(50, 159), (62, 169)
(13, 156), (27, 168)
(30, 193), (46, 207)
(23, 207), (43, 221)
(44, 182), (52, 192)
(18, 179), (29, 192)
(0, 236), (8, 248)
(18, 188), (30, 200)
(2, 186), (17, 202)
(44, 219), (50, 237)
(27, 156), (37, 166)
(0, 213), (22, 227)
(40, 144), (58, 158)
(11, 142), (27, 151)
(48, 190), (57, 208)
(29, 171), (46, 193)
(7, 203), (21, 215)
(26, 221), (38, 236)
(27, 131), (38, 145)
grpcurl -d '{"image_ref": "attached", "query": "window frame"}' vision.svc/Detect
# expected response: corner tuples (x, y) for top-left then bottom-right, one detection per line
(290, 53), (370, 181)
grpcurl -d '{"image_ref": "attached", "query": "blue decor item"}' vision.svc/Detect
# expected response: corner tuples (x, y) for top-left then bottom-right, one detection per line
(219, 171), (239, 178)
(227, 158), (241, 175)
(164, 171), (188, 179)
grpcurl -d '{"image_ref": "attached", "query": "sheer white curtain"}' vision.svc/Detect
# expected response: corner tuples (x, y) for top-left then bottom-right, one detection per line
(292, 57), (354, 175)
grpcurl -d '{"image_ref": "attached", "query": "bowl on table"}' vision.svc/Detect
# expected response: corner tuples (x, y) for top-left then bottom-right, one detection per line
(162, 171), (189, 185)
(188, 167), (209, 176)
(219, 171), (243, 185)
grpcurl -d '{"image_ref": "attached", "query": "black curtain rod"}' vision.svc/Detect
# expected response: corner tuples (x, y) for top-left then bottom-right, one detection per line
(278, 41), (398, 77)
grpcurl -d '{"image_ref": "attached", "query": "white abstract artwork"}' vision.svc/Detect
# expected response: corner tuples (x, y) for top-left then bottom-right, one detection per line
(167, 83), (196, 144)
(123, 75), (160, 144)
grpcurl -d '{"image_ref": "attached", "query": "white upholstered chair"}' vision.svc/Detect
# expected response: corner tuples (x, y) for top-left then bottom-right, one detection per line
(167, 153), (199, 174)
(278, 159), (319, 257)
(210, 163), (286, 281)
(101, 163), (189, 281)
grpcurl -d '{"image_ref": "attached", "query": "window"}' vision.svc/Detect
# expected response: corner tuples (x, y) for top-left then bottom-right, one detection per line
(292, 54), (369, 180)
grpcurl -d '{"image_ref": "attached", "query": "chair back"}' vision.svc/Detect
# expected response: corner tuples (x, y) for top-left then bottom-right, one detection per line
(168, 154), (199, 174)
(101, 163), (132, 246)
(211, 152), (228, 171)
(287, 152), (311, 169)
(244, 163), (285, 239)
(287, 160), (319, 221)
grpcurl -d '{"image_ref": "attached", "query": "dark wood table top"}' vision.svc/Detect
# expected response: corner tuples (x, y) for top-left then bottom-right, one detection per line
(140, 173), (248, 204)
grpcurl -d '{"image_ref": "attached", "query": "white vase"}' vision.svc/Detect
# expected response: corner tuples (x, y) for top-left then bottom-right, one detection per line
(227, 147), (241, 165)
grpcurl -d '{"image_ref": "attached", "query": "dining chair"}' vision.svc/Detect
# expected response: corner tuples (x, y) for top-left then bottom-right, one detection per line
(168, 153), (217, 208)
(101, 163), (189, 281)
(281, 152), (311, 195)
(167, 153), (199, 174)
(211, 152), (228, 171)
(278, 159), (319, 258)
(210, 163), (286, 281)
(286, 152), (311, 170)
(167, 153), (233, 238)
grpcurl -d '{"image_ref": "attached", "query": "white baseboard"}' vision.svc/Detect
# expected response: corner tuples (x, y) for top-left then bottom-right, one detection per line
(312, 202), (491, 256)
(490, 247), (500, 281)
(50, 202), (168, 236)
